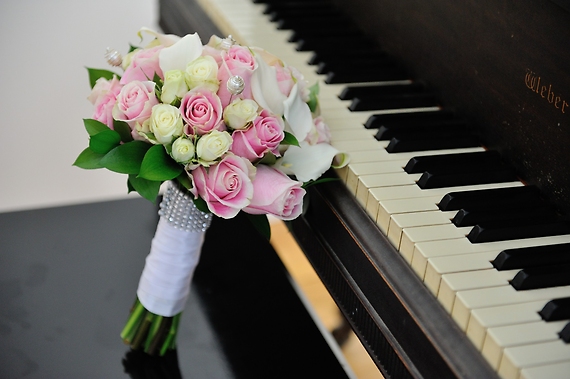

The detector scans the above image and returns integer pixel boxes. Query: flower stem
[120,299,146,343]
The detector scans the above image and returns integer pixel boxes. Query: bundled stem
[120,297,181,356]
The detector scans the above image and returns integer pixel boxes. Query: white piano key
[375,196,442,233]
[411,234,570,280]
[424,251,499,295]
[400,224,472,264]
[499,340,570,379]
[436,269,517,312]
[335,150,397,182]
[466,300,547,349]
[346,160,408,193]
[356,173,422,206]
[387,210,456,248]
[482,320,567,369]
[520,360,570,379]
[452,284,570,331]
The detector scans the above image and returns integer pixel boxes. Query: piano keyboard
[193,0,570,377]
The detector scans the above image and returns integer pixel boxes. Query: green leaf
[73,147,105,169]
[86,67,119,88]
[245,213,271,240]
[281,131,300,147]
[113,120,134,143]
[139,145,183,181]
[193,197,210,214]
[128,175,162,203]
[83,118,109,136]
[175,173,193,190]
[100,140,152,174]
[307,82,320,113]
[89,129,121,154]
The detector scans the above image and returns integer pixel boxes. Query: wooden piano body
[158,0,570,378]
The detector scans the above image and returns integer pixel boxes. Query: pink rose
[112,81,158,133]
[191,154,256,219]
[88,76,123,128]
[180,88,224,135]
[244,165,305,221]
[305,116,332,145]
[120,46,164,84]
[230,109,284,161]
[274,64,294,97]
[217,46,257,107]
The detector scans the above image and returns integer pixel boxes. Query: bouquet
[74,28,348,356]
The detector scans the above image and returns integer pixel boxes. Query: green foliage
[139,145,183,181]
[83,118,109,136]
[86,67,119,88]
[89,129,121,154]
[281,131,300,147]
[113,120,134,143]
[307,82,320,113]
[100,141,151,174]
[128,175,162,203]
[245,213,271,240]
[73,147,105,169]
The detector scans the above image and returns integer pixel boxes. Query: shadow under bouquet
[74,28,348,356]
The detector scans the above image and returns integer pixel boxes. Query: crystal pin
[105,48,122,67]
[220,35,236,50]
[227,75,245,96]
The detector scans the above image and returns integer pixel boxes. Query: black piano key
[386,133,480,153]
[405,150,500,173]
[438,185,541,211]
[309,49,385,65]
[339,81,427,100]
[349,93,438,111]
[417,166,518,189]
[325,68,409,84]
[452,206,556,227]
[289,26,361,42]
[539,297,570,321]
[493,243,570,270]
[318,58,397,76]
[364,109,457,129]
[510,264,570,290]
[297,35,374,52]
[467,218,570,243]
[560,322,570,342]
[375,119,468,140]
[278,16,350,31]
[268,8,338,21]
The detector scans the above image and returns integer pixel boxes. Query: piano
[158,0,570,378]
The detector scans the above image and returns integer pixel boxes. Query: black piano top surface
[0,198,349,379]
[332,0,570,214]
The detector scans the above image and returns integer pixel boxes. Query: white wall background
[0,0,160,213]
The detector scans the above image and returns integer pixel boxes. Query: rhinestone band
[158,182,213,232]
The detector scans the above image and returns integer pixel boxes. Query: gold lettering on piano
[525,70,569,114]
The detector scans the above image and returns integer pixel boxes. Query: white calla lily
[137,27,181,47]
[277,142,349,182]
[251,55,286,116]
[159,33,203,74]
[283,84,313,142]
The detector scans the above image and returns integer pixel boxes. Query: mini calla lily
[276,141,349,182]
[283,83,313,143]
[137,27,181,47]
[251,54,286,116]
[159,33,203,74]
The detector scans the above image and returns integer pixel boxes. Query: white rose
[196,130,232,166]
[185,55,219,92]
[171,137,195,163]
[161,70,189,104]
[149,104,184,144]
[223,99,259,130]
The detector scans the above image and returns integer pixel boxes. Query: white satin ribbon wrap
[137,217,206,317]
